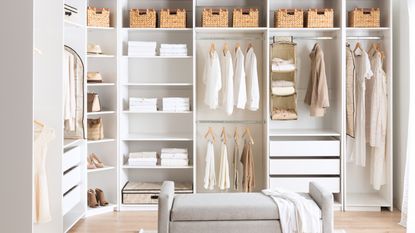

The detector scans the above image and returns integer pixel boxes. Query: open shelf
[123,27,193,32]
[87,83,116,87]
[122,133,193,142]
[346,193,391,211]
[86,204,116,217]
[87,138,116,144]
[87,54,116,58]
[346,27,391,32]
[270,28,341,32]
[123,55,192,59]
[87,110,116,116]
[87,26,115,30]
[123,110,192,114]
[122,83,193,87]
[87,166,115,173]
[195,27,267,34]
[63,139,84,149]
[122,165,193,169]
[269,129,341,137]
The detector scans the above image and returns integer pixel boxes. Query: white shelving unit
[61,0,394,223]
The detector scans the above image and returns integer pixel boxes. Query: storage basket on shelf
[305,8,334,28]
[129,9,156,28]
[232,8,259,27]
[202,8,228,27]
[87,7,110,27]
[349,8,380,28]
[274,9,304,28]
[122,182,193,204]
[160,9,186,28]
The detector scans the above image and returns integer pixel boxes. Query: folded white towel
[161,159,189,167]
[128,41,157,47]
[272,86,296,96]
[129,152,157,159]
[160,44,187,49]
[272,80,295,88]
[160,153,188,159]
[161,148,188,153]
[272,64,296,72]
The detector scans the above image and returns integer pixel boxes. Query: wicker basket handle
[168,9,178,15]
[210,9,222,15]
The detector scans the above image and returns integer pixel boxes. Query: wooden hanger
[354,42,363,54]
[235,42,241,53]
[242,127,254,145]
[34,120,44,128]
[234,127,239,142]
[221,127,227,144]
[210,43,216,57]
[205,127,216,143]
[223,43,229,56]
[246,42,253,52]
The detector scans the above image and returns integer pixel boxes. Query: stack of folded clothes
[128,152,157,166]
[160,148,189,167]
[271,57,296,72]
[160,44,187,57]
[128,41,157,57]
[162,97,190,112]
[129,98,158,112]
[271,80,296,96]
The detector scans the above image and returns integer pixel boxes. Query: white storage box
[63,146,82,172]
[270,159,340,175]
[270,139,340,157]
[62,185,81,215]
[269,177,340,193]
[62,166,81,194]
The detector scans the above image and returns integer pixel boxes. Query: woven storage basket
[275,9,304,28]
[271,95,298,120]
[349,8,380,27]
[87,7,110,27]
[160,9,186,28]
[87,118,104,140]
[202,8,228,27]
[233,8,259,27]
[305,8,334,28]
[130,9,156,28]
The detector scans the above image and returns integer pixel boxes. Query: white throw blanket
[262,189,321,233]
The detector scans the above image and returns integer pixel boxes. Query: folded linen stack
[128,41,157,57]
[272,80,296,96]
[160,44,188,57]
[272,57,296,72]
[128,152,157,166]
[160,148,189,167]
[162,97,190,112]
[129,98,158,112]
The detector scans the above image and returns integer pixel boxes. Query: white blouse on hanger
[245,47,260,111]
[221,50,234,115]
[218,142,230,190]
[63,50,76,130]
[348,48,373,167]
[204,141,216,190]
[234,47,247,109]
[203,50,222,109]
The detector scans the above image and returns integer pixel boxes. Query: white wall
[0,2,34,232]
[393,0,410,210]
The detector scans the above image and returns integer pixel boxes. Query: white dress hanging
[218,142,230,190]
[221,50,234,115]
[234,47,247,109]
[203,50,222,109]
[367,50,388,190]
[204,141,216,190]
[245,47,260,111]
[348,48,373,167]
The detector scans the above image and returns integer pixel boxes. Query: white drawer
[62,185,81,215]
[270,159,340,175]
[270,140,340,157]
[63,146,81,172]
[62,166,81,194]
[269,177,340,193]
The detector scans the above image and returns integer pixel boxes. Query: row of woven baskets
[202,8,259,27]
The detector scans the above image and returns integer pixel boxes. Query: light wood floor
[70,210,405,233]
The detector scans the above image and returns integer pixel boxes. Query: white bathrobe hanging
[234,47,247,109]
[204,141,216,190]
[245,47,260,111]
[218,142,230,190]
[203,50,222,109]
[221,50,234,115]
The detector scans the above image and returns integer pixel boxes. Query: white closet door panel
[63,146,81,172]
[62,166,81,194]
[269,140,340,157]
[62,185,81,215]
[270,159,340,175]
[269,177,340,193]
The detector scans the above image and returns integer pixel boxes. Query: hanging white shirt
[234,47,247,109]
[245,47,260,111]
[204,141,216,190]
[218,142,230,190]
[221,50,234,115]
[262,189,321,233]
[348,49,373,167]
[203,50,222,109]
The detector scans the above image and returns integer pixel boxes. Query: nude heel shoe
[88,189,99,208]
[95,188,109,206]
[87,156,96,169]
[90,153,104,168]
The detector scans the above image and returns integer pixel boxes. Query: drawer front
[122,193,159,204]
[62,166,81,194]
[63,146,81,172]
[270,159,340,175]
[269,177,340,193]
[62,186,81,215]
[269,140,340,157]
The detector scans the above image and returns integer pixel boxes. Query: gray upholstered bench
[158,181,334,233]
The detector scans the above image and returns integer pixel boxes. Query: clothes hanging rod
[269,36,335,42]
[196,120,264,124]
[347,36,383,40]
[197,37,264,41]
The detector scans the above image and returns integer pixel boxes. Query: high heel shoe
[90,153,104,168]
[87,189,99,208]
[87,156,96,169]
[95,188,109,206]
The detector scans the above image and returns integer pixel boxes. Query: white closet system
[57,0,393,224]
